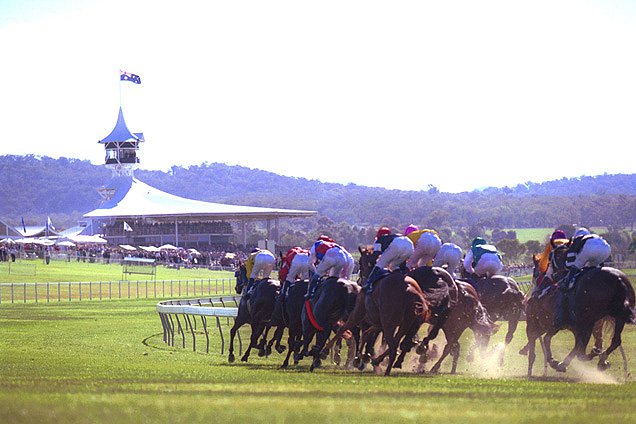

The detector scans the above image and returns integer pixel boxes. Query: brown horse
[421,280,497,374]
[410,266,458,357]
[322,270,430,375]
[460,270,524,365]
[543,245,636,374]
[521,252,610,377]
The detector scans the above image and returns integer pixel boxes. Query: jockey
[463,237,503,278]
[554,228,611,329]
[305,236,352,299]
[534,229,570,291]
[362,226,414,294]
[278,246,310,301]
[432,242,463,279]
[405,225,443,270]
[564,228,611,288]
[244,248,277,296]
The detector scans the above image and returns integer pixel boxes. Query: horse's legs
[526,335,537,378]
[258,325,272,356]
[555,324,594,372]
[597,320,625,371]
[241,322,265,362]
[430,340,453,374]
[589,318,605,358]
[228,317,246,363]
[281,330,297,369]
[539,336,548,376]
[416,321,443,355]
[382,329,399,376]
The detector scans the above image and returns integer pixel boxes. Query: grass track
[1,299,635,423]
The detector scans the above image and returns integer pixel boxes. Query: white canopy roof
[83,177,316,220]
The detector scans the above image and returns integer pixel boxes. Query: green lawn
[0,259,234,284]
[0,299,634,423]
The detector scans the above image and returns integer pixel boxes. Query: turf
[0,299,634,423]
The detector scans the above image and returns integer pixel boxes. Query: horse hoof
[588,347,602,359]
[241,355,249,362]
[362,353,372,364]
[280,363,288,369]
[415,343,428,356]
[319,350,329,361]
[430,366,440,374]
[266,346,272,356]
[519,345,529,356]
[228,354,235,363]
[554,362,567,373]
[597,360,611,371]
[258,349,266,357]
[276,345,287,354]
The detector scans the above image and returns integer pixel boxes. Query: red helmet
[376,226,391,239]
[318,235,335,243]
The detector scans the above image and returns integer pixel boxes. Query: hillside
[1,154,635,232]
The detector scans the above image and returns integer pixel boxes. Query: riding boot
[362,266,389,294]
[244,278,255,299]
[305,275,320,300]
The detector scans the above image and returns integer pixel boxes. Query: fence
[156,295,241,355]
[0,278,235,304]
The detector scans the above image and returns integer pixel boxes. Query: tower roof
[98,107,144,144]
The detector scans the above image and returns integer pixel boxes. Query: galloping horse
[460,270,524,363]
[300,276,360,371]
[322,270,430,376]
[421,280,497,374]
[544,245,635,374]
[277,279,309,369]
[228,263,280,363]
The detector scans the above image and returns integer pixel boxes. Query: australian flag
[120,70,141,84]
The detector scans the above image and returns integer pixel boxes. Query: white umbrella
[118,244,137,251]
[56,241,76,247]
[159,244,178,250]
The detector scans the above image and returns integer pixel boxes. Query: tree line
[1,154,635,264]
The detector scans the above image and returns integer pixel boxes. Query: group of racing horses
[227,244,635,378]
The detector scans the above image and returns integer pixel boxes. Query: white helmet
[574,227,591,238]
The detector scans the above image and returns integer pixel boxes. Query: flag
[21,217,26,233]
[123,221,133,232]
[120,70,141,84]
[47,216,56,232]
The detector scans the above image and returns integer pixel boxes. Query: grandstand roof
[83,177,316,221]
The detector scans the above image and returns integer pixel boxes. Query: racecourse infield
[0,295,634,424]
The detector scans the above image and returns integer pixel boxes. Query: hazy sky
[1,0,635,193]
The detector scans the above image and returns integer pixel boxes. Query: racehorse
[543,245,635,374]
[421,280,497,374]
[228,263,280,363]
[410,266,458,357]
[460,270,524,363]
[300,276,361,371]
[275,279,309,369]
[322,270,430,376]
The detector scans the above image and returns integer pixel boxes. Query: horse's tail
[473,300,498,336]
[614,274,636,325]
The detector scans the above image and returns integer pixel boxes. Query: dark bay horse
[409,266,458,356]
[460,270,524,364]
[300,276,361,371]
[228,263,280,363]
[421,280,497,374]
[276,279,309,369]
[544,245,636,374]
[322,270,430,376]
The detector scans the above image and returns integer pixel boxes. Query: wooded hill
[2,154,634,230]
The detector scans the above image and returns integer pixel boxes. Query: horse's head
[357,245,377,283]
[234,262,248,294]
[550,244,569,281]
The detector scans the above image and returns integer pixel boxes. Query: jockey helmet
[550,230,567,241]
[376,227,391,239]
[404,224,419,236]
[318,235,335,243]
[250,247,260,253]
[574,227,591,238]
[471,237,487,248]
